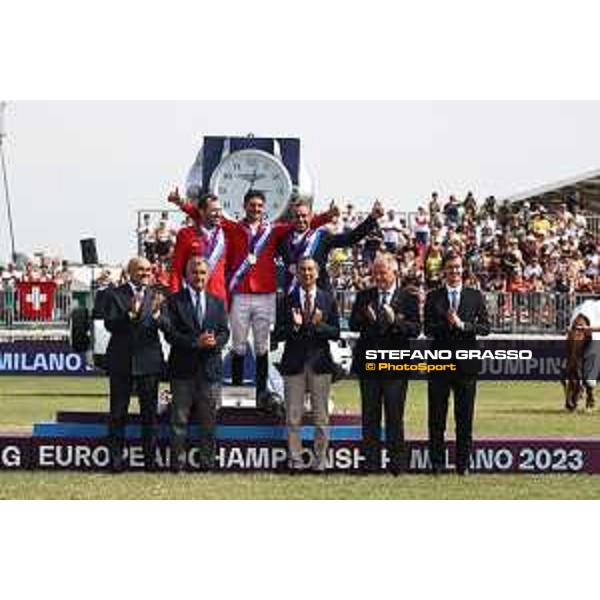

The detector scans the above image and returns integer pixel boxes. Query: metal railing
[0,284,72,328]
[481,292,590,334]
[585,215,600,238]
[0,285,594,336]
[331,290,594,335]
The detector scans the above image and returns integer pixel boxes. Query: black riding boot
[231,353,245,386]
[255,353,269,409]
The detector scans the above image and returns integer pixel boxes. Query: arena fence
[585,214,600,238]
[332,290,595,335]
[0,283,72,329]
[0,286,594,336]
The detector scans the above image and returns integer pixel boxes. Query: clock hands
[237,171,266,184]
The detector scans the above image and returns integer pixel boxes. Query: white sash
[286,227,326,294]
[203,227,225,274]
[229,223,273,293]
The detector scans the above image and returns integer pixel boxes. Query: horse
[561,312,593,412]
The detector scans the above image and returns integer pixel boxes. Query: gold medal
[248,253,257,265]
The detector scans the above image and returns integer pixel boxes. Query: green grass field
[1,377,599,499]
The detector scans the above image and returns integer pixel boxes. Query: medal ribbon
[286,226,325,294]
[201,226,225,273]
[228,222,273,292]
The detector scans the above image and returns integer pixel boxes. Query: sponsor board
[0,341,94,375]
[1,436,599,473]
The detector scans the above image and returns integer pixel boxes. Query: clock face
[209,149,293,220]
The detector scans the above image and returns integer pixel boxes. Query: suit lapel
[314,289,323,313]
[390,288,403,309]
[118,284,133,313]
[141,288,153,318]
[203,294,216,327]
[438,288,450,314]
[179,289,198,331]
[456,288,467,319]
[292,288,302,312]
[368,287,378,309]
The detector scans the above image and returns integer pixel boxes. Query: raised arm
[326,201,384,249]
[168,187,201,221]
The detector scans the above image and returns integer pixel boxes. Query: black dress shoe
[357,464,379,476]
[430,466,444,476]
[388,466,404,477]
[457,468,470,477]
[110,457,125,474]
[170,462,184,474]
[198,459,216,473]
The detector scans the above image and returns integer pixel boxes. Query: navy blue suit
[424,285,491,473]
[103,283,165,469]
[275,288,340,375]
[162,288,229,382]
[349,286,421,473]
[162,287,230,471]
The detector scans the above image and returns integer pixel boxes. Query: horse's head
[570,314,591,341]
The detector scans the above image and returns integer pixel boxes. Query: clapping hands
[198,330,216,349]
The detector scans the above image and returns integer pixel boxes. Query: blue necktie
[450,290,459,311]
[196,292,203,326]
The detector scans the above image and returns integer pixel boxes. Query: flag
[17,281,56,320]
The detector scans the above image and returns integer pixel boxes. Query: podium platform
[1,403,600,472]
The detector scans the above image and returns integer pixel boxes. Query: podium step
[33,422,363,441]
[54,409,361,426]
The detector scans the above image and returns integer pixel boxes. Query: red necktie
[303,292,312,323]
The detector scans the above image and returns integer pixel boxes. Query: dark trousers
[170,375,219,469]
[108,373,159,465]
[359,378,409,471]
[427,377,476,472]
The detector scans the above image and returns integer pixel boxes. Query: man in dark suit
[424,252,491,475]
[275,257,340,472]
[349,253,421,475]
[104,257,165,472]
[162,256,229,472]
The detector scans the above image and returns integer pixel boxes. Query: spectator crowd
[325,192,598,299]
[0,253,74,288]
[4,190,594,329]
[137,210,187,289]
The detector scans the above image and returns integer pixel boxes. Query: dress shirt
[377,285,396,307]
[446,284,463,311]
[186,284,206,325]
[299,286,317,314]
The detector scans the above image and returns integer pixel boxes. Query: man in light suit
[163,256,230,473]
[275,257,340,473]
[104,257,165,472]
[424,252,491,475]
[349,253,421,475]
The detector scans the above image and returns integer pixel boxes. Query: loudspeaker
[80,238,98,265]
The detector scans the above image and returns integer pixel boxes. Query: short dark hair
[198,193,218,211]
[243,190,266,205]
[442,251,463,268]
[297,256,319,272]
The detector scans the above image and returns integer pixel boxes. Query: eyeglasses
[445,266,463,272]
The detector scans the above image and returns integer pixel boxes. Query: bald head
[127,257,152,286]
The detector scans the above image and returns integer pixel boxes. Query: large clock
[209,149,293,220]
